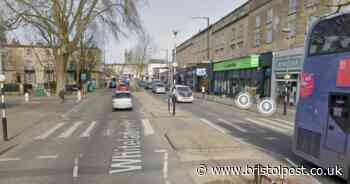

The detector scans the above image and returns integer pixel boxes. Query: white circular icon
[257,98,276,116]
[235,92,253,110]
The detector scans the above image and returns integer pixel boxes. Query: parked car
[172,85,194,103]
[112,91,133,110]
[138,80,147,87]
[65,84,79,93]
[117,83,129,92]
[152,83,166,94]
[145,81,153,89]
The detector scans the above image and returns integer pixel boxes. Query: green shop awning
[213,54,259,72]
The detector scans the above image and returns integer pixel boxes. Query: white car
[112,91,133,110]
[152,83,166,94]
[172,85,194,103]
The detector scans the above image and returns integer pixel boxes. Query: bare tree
[1,0,143,94]
[128,32,153,78]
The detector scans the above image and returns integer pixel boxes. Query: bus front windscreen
[309,14,350,56]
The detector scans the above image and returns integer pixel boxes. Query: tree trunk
[55,53,68,95]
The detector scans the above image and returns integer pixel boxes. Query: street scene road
[1,0,350,184]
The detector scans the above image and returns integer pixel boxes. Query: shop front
[271,47,304,106]
[213,55,261,97]
[176,63,212,92]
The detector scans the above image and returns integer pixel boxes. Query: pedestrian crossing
[35,121,100,140]
[200,117,294,135]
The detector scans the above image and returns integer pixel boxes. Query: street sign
[196,68,207,76]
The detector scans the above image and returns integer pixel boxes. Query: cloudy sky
[107,0,248,63]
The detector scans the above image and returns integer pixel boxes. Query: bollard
[77,90,82,102]
[25,92,29,102]
[1,88,7,141]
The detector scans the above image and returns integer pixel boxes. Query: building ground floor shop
[212,53,272,98]
[271,47,304,106]
[176,63,212,92]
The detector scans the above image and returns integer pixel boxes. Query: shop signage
[274,56,303,70]
[196,68,207,76]
[214,55,259,72]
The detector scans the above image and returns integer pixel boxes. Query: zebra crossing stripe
[80,121,97,137]
[257,118,293,130]
[35,123,65,140]
[58,121,84,138]
[246,118,289,133]
[217,118,248,133]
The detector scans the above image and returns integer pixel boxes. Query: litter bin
[35,87,45,96]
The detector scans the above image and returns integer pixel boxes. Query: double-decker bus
[294,11,350,180]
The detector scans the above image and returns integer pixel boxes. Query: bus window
[309,14,350,56]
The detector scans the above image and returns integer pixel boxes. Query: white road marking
[217,118,248,133]
[35,123,65,140]
[155,149,171,184]
[273,118,294,126]
[0,158,20,162]
[285,158,298,167]
[80,121,97,137]
[142,119,154,136]
[200,118,227,134]
[257,118,293,130]
[246,118,289,133]
[73,157,79,177]
[58,121,84,138]
[37,155,58,159]
[110,121,143,174]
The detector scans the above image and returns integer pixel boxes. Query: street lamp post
[0,74,7,141]
[282,28,292,116]
[172,30,178,86]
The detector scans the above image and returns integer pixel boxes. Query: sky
[107,0,248,64]
[6,0,247,64]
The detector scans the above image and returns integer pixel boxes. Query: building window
[289,0,298,14]
[267,9,273,24]
[232,27,236,42]
[255,15,261,48]
[256,15,261,28]
[266,24,273,44]
[255,29,261,47]
[287,14,297,37]
[266,9,273,44]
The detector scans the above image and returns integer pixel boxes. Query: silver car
[152,83,166,94]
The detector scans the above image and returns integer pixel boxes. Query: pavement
[0,88,344,184]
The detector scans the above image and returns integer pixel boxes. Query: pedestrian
[59,88,65,103]
[201,85,206,99]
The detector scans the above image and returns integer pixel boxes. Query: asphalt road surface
[0,89,191,184]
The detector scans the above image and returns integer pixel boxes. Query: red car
[117,83,129,91]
